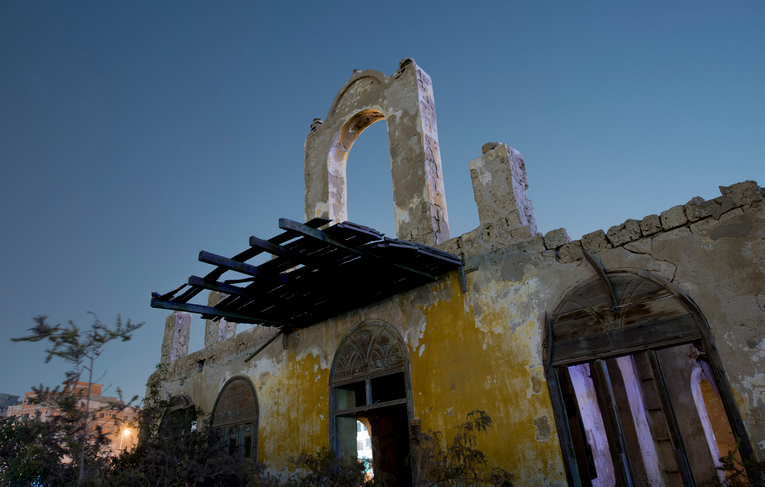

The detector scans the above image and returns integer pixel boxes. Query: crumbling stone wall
[152,61,765,485]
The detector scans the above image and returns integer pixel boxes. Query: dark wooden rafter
[151,217,464,330]
[278,218,440,281]
[151,300,293,327]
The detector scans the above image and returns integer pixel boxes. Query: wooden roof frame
[151,218,465,329]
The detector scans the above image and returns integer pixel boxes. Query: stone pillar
[161,312,191,364]
[204,291,237,348]
[469,142,537,233]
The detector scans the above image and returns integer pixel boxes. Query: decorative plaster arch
[330,320,409,384]
[305,58,450,246]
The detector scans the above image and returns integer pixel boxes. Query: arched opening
[345,118,397,238]
[211,377,258,461]
[330,320,413,486]
[160,395,197,438]
[546,270,754,487]
[356,419,374,479]
[304,61,450,246]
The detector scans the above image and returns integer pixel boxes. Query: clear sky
[1,1,763,401]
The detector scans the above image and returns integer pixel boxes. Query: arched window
[545,270,755,487]
[211,377,258,461]
[160,395,196,438]
[330,320,413,485]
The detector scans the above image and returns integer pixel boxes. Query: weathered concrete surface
[304,58,449,246]
[204,291,236,348]
[153,61,765,485]
[161,312,190,364]
[470,142,537,232]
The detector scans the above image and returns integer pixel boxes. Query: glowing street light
[119,428,131,450]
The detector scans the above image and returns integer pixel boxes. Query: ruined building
[150,59,765,486]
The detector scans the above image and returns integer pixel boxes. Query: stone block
[719,180,764,207]
[543,228,571,249]
[712,197,735,219]
[640,214,661,236]
[522,235,546,254]
[558,241,583,263]
[607,219,641,247]
[510,224,536,241]
[684,197,718,222]
[690,217,716,235]
[624,238,652,254]
[205,292,236,348]
[660,205,687,230]
[469,143,537,233]
[581,229,609,253]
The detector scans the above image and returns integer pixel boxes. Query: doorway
[330,321,413,486]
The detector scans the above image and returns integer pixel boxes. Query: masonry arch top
[305,59,450,247]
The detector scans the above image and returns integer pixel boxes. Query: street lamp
[119,428,131,450]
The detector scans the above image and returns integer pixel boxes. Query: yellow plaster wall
[256,350,330,467]
[407,274,567,484]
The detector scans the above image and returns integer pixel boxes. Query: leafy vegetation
[2,314,142,486]
[409,410,513,487]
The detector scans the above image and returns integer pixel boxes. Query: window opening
[212,377,258,461]
[547,271,755,487]
[330,321,412,486]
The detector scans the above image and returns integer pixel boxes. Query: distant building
[6,381,139,453]
[0,393,21,418]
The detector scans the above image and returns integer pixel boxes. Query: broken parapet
[439,180,764,266]
[554,180,764,264]
[470,142,537,231]
[204,291,237,349]
[161,312,191,364]
[441,142,539,256]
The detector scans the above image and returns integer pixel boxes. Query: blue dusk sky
[1,1,763,401]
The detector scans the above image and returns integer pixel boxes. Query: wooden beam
[646,350,695,486]
[150,299,293,327]
[249,236,291,257]
[279,218,439,281]
[198,218,329,285]
[546,366,584,487]
[243,330,283,363]
[199,251,291,284]
[591,359,635,487]
[188,276,248,297]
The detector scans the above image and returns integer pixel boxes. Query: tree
[5,314,143,486]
